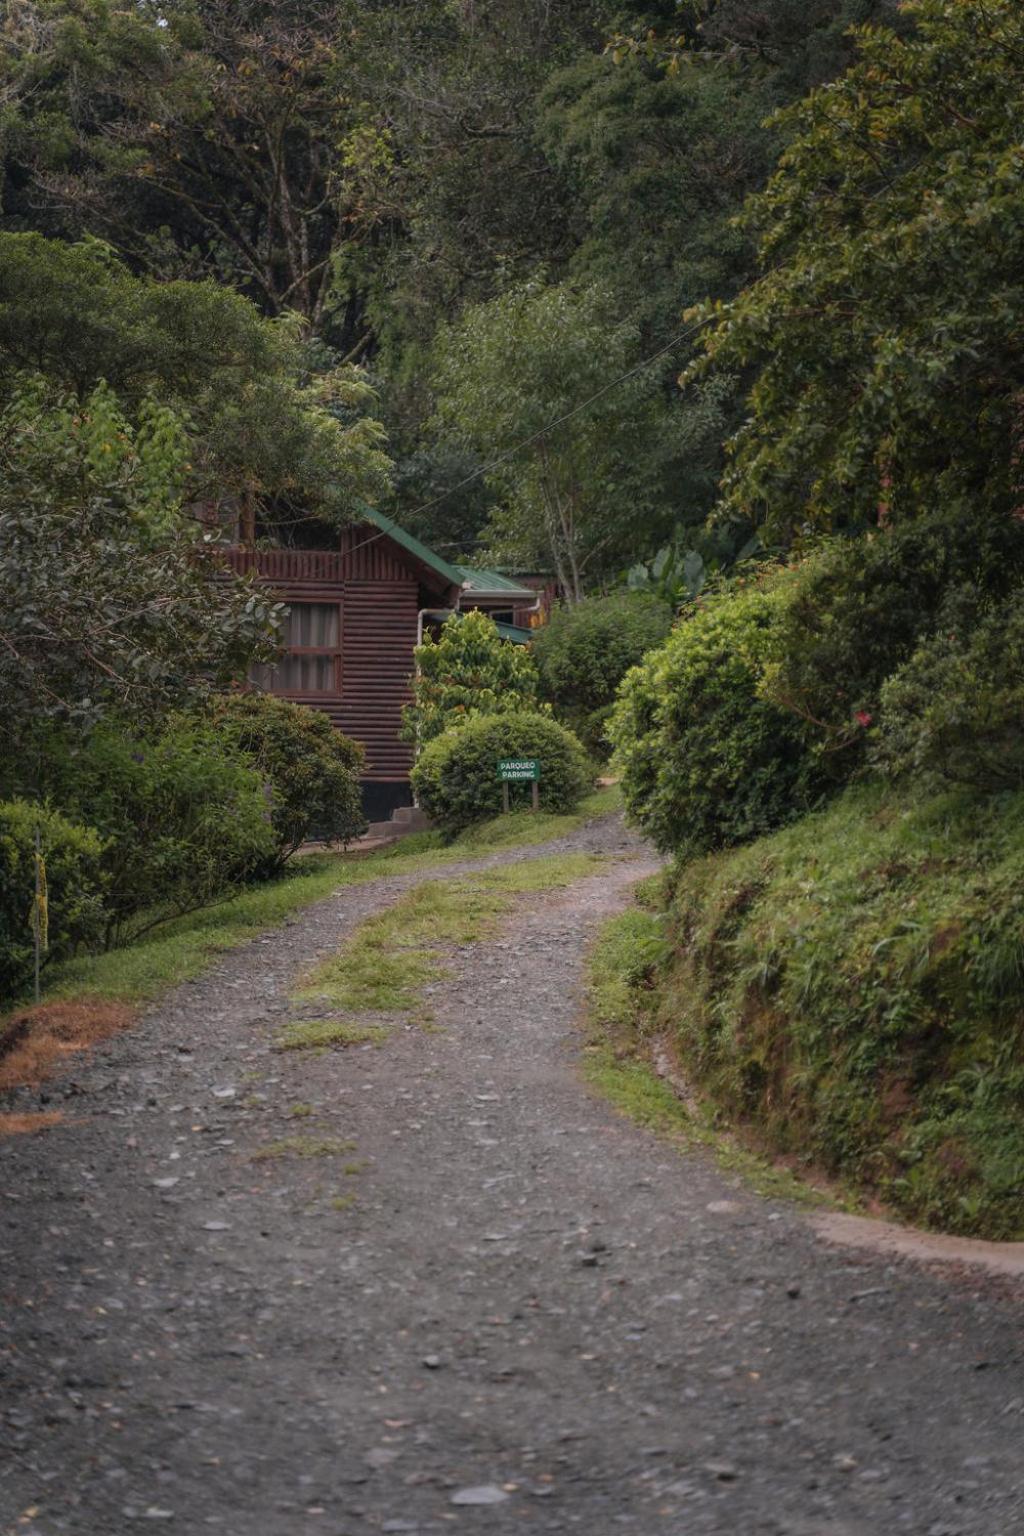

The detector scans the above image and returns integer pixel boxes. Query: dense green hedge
[411,711,591,837]
[52,715,275,942]
[875,582,1024,792]
[657,782,1024,1238]
[761,508,1024,770]
[532,593,673,757]
[212,693,365,868]
[0,800,107,999]
[609,575,823,855]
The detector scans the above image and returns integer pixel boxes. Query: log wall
[220,542,418,785]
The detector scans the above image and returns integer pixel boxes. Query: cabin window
[250,601,342,696]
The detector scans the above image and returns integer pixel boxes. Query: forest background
[1,0,897,587]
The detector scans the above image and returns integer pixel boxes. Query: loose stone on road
[1,814,1022,1535]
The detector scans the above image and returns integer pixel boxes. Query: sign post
[497,759,541,814]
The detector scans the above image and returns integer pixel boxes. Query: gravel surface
[2,814,1023,1535]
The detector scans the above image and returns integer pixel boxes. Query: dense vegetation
[597,0,1024,1236]
[657,784,1024,1238]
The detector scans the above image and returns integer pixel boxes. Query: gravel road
[2,815,1023,1536]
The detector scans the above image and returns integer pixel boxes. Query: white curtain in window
[250,603,339,695]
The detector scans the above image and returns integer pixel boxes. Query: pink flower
[855,710,873,729]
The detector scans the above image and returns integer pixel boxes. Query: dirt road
[2,816,1023,1534]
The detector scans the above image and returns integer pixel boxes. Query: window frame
[257,598,344,698]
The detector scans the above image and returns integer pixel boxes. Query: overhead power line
[340,313,714,566]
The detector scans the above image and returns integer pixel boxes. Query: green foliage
[876,583,1024,792]
[760,508,1024,769]
[659,781,1024,1238]
[0,377,282,736]
[689,0,1024,537]
[432,279,671,597]
[0,800,107,1000]
[531,593,672,755]
[610,575,823,855]
[411,711,592,838]
[54,716,275,942]
[211,694,366,870]
[404,610,546,747]
[0,233,392,522]
[2,2,376,336]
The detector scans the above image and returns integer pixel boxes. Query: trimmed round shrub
[0,800,107,1000]
[212,693,366,868]
[609,574,823,856]
[411,711,592,837]
[875,581,1024,791]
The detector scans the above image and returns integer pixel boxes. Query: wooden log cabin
[221,508,541,820]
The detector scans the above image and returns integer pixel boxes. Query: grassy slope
[32,787,621,1011]
[583,891,831,1207]
[651,782,1024,1238]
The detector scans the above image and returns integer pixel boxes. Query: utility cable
[339,313,713,565]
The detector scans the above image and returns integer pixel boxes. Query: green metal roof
[357,509,536,602]
[358,505,464,589]
[494,621,534,645]
[452,564,535,599]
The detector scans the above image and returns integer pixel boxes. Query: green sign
[497,758,541,782]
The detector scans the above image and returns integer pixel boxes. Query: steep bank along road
[2,815,1023,1535]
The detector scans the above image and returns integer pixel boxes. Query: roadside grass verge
[293,852,607,1024]
[594,783,1024,1237]
[583,898,836,1209]
[652,781,1024,1239]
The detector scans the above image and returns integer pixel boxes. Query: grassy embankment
[588,782,1024,1238]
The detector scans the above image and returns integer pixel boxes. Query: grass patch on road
[251,1135,355,1161]
[294,852,607,1022]
[584,902,833,1209]
[275,1016,389,1050]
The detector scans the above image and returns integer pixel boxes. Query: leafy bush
[211,694,365,869]
[56,716,275,941]
[656,781,1024,1239]
[609,574,822,855]
[875,583,1024,792]
[0,800,107,1000]
[761,508,1024,772]
[0,371,283,738]
[531,592,673,756]
[411,712,592,837]
[403,610,547,746]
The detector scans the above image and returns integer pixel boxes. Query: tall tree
[688,0,1024,537]
[1,0,386,343]
[433,278,672,599]
[0,232,392,528]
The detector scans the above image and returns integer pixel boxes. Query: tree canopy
[690,0,1024,538]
